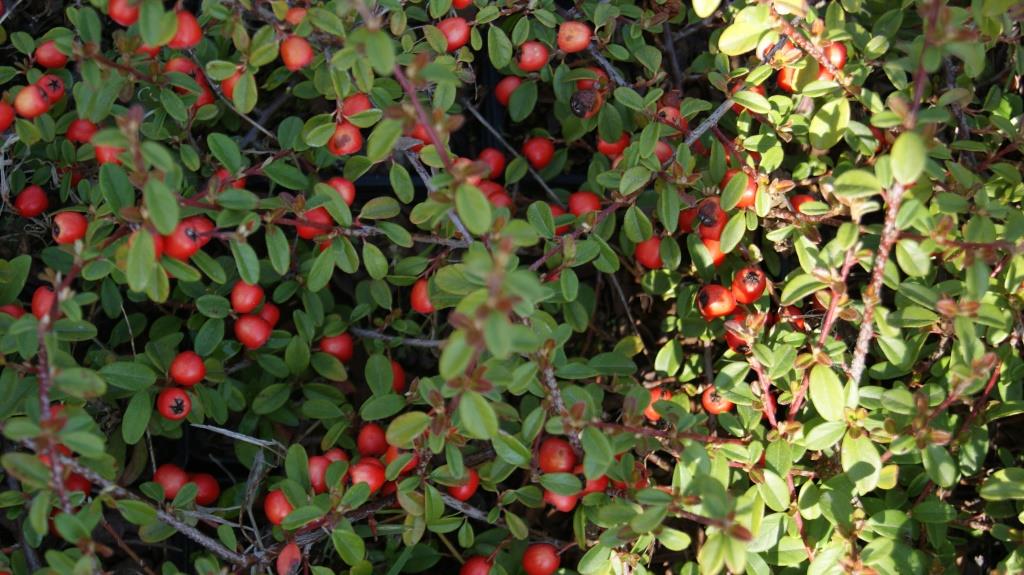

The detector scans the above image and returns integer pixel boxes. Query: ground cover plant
[1,0,1023,574]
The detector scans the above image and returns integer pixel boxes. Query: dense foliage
[1,0,1023,574]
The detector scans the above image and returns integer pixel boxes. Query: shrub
[0,0,1023,574]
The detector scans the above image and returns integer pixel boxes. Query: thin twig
[539,364,584,456]
[349,327,446,348]
[102,521,159,575]
[440,493,566,547]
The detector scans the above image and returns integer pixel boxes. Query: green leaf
[0,255,32,305]
[54,368,107,399]
[809,365,845,422]
[126,231,155,293]
[509,81,538,123]
[366,119,403,163]
[263,160,308,190]
[891,131,926,185]
[456,185,492,236]
[759,469,790,512]
[730,90,770,115]
[693,0,722,18]
[488,25,513,68]
[265,225,291,276]
[922,444,958,488]
[122,391,152,444]
[100,362,157,391]
[138,0,177,48]
[809,97,851,150]
[359,197,401,220]
[233,70,258,114]
[581,427,613,479]
[332,526,366,566]
[208,133,243,173]
[230,240,261,285]
[491,431,532,467]
[364,30,395,76]
[459,391,498,439]
[307,247,336,293]
[620,166,651,195]
[833,169,882,198]
[718,22,762,56]
[841,433,881,495]
[386,412,431,447]
[143,179,180,235]
[779,274,827,306]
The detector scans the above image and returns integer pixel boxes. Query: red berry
[576,66,608,91]
[163,218,206,261]
[779,305,806,330]
[410,278,434,314]
[231,280,265,314]
[568,191,601,216]
[296,207,333,240]
[107,0,139,26]
[235,314,272,349]
[66,119,97,144]
[342,93,372,117]
[34,41,68,69]
[581,473,609,495]
[597,132,629,156]
[31,286,55,319]
[14,184,48,217]
[308,455,331,494]
[823,42,848,70]
[190,472,221,505]
[437,17,470,52]
[276,543,302,575]
[0,304,25,319]
[538,437,576,473]
[384,445,419,475]
[446,468,480,501]
[494,76,522,106]
[321,333,355,363]
[460,556,493,575]
[732,266,767,305]
[391,360,407,393]
[285,7,307,25]
[725,327,750,355]
[0,100,13,132]
[64,472,91,495]
[452,0,473,8]
[644,387,672,422]
[193,84,215,109]
[325,448,350,482]
[477,147,506,179]
[697,284,736,320]
[543,489,578,512]
[215,167,247,190]
[153,463,188,500]
[168,11,202,49]
[678,207,698,234]
[777,66,798,94]
[702,238,726,267]
[634,237,662,269]
[221,69,241,100]
[327,122,363,155]
[357,423,388,457]
[281,36,315,71]
[550,204,570,235]
[522,137,554,170]
[702,386,734,414]
[790,194,815,213]
[326,177,356,206]
[94,145,124,165]
[557,21,592,53]
[721,168,757,209]
[264,489,293,525]
[258,302,280,328]
[349,459,386,494]
[169,351,206,386]
[164,56,199,77]
[157,388,191,421]
[52,212,87,244]
[14,85,49,119]
[483,182,512,209]
[522,543,560,575]
[696,197,728,241]
[518,41,549,72]
[657,106,688,130]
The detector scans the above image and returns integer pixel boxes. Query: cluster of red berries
[152,463,221,505]
[155,350,208,421]
[460,542,561,575]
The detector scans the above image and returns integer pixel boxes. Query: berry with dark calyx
[634,237,663,269]
[357,422,388,457]
[702,386,734,414]
[281,36,315,71]
[543,489,578,512]
[725,328,751,355]
[321,333,355,363]
[522,543,561,575]
[326,177,356,206]
[14,85,49,119]
[522,136,554,170]
[153,463,188,500]
[14,184,48,217]
[157,388,191,421]
[53,212,88,244]
[164,218,206,261]
[276,543,302,575]
[35,41,68,68]
[437,17,470,52]
[570,88,603,118]
[169,351,206,386]
[557,21,592,53]
[518,41,550,72]
[568,191,601,216]
[168,11,202,49]
[732,266,767,304]
[538,437,576,473]
[66,119,97,143]
[264,489,293,525]
[494,76,522,107]
[231,280,265,314]
[678,207,698,234]
[190,473,220,505]
[235,314,272,349]
[349,459,386,494]
[721,168,757,209]
[446,468,480,501]
[327,122,363,155]
[460,556,493,575]
[697,284,736,320]
[107,0,140,26]
[31,286,55,319]
[410,278,433,314]
[696,197,728,241]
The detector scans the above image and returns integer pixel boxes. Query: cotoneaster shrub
[0,0,1023,574]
